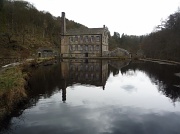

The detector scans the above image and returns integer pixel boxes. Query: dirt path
[0,62,21,75]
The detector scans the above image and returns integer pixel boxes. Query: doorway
[38,52,41,58]
[85,53,88,57]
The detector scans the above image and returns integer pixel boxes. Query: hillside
[0,0,86,58]
[1,0,180,61]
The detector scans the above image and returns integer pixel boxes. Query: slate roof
[65,27,108,35]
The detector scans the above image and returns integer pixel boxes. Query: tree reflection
[121,61,180,102]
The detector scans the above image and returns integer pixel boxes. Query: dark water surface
[1,60,180,134]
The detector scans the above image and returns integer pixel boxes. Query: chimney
[61,12,66,35]
[103,25,105,29]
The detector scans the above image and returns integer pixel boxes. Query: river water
[1,59,180,134]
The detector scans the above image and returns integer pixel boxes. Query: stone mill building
[60,12,109,58]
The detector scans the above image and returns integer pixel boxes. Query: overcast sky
[24,0,180,36]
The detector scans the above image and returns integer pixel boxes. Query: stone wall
[61,34,105,57]
[60,12,109,58]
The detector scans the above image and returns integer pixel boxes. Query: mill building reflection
[61,59,109,102]
[2,60,180,133]
[27,59,180,104]
[27,59,130,104]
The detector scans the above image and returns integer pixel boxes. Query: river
[1,59,180,134]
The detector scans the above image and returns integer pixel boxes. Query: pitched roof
[65,27,108,35]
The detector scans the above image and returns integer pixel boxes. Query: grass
[0,67,25,92]
[36,57,54,63]
[0,57,55,121]
[0,66,27,120]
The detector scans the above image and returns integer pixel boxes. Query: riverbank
[0,57,55,122]
[0,66,27,121]
[1,56,179,122]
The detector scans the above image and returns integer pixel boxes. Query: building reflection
[3,60,180,133]
[26,59,180,103]
[27,59,132,104]
[61,59,109,102]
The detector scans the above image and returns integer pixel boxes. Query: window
[90,65,93,71]
[92,45,96,51]
[85,65,88,70]
[78,45,81,51]
[80,36,83,42]
[85,73,88,79]
[96,45,100,50]
[96,74,99,80]
[85,45,88,51]
[69,45,72,51]
[91,74,94,79]
[80,45,83,51]
[88,45,91,51]
[69,37,73,42]
[91,36,94,42]
[82,45,84,51]
[73,45,75,51]
[70,65,74,70]
[75,45,78,51]
[91,45,94,51]
[95,65,100,71]
[75,73,78,78]
[96,36,100,42]
[85,36,88,43]
[75,36,78,42]
[79,65,83,71]
[104,36,108,43]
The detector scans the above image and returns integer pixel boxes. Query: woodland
[0,0,180,61]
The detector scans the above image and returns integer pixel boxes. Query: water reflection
[121,61,180,102]
[1,59,180,134]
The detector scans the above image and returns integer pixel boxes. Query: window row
[70,73,100,81]
[70,64,100,71]
[69,45,100,51]
[69,35,100,43]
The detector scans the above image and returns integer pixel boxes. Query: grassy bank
[0,66,27,121]
[0,57,55,121]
